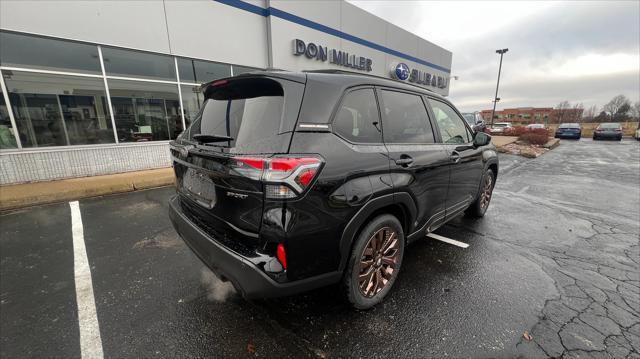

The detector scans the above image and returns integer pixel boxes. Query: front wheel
[466,169,495,218]
[344,215,405,310]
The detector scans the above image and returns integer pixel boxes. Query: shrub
[503,126,527,136]
[519,132,549,145]
[528,128,549,136]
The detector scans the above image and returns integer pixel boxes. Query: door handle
[450,151,461,164]
[395,155,414,167]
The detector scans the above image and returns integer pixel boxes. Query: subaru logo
[394,63,410,81]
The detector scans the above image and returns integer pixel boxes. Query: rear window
[600,123,620,128]
[183,78,287,152]
[559,123,579,128]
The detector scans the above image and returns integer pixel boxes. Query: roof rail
[303,69,436,94]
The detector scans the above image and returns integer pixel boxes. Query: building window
[180,85,203,127]
[0,89,17,149]
[107,79,182,142]
[0,31,102,75]
[4,71,114,147]
[233,65,259,75]
[102,47,176,81]
[177,58,231,84]
[0,30,264,150]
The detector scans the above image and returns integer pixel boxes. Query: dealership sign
[390,62,448,89]
[293,39,372,72]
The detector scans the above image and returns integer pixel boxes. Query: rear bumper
[555,132,581,138]
[593,132,622,139]
[168,195,340,299]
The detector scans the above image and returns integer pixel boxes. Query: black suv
[169,71,498,309]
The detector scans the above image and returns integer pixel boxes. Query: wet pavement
[1,138,639,358]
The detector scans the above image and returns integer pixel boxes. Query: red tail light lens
[231,155,323,199]
[276,243,287,270]
[236,157,265,170]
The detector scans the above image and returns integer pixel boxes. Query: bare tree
[583,105,598,121]
[603,95,631,121]
[554,101,571,123]
[629,101,640,120]
[571,103,584,122]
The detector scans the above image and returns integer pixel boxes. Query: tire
[344,214,405,310]
[466,169,495,218]
[593,135,598,140]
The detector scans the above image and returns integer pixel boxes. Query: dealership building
[0,0,452,185]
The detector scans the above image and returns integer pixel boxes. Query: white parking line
[70,201,104,359]
[427,232,470,248]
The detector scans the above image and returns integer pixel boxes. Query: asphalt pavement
[1,138,639,358]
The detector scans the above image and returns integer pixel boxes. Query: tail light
[614,128,622,132]
[233,155,323,199]
[276,243,287,270]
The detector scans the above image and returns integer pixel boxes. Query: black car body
[555,123,582,139]
[593,122,623,141]
[169,71,498,308]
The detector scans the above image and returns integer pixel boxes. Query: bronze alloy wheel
[480,173,493,209]
[358,227,400,298]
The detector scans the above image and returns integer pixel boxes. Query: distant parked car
[462,112,487,132]
[489,122,513,134]
[635,127,640,141]
[526,123,546,130]
[554,123,582,139]
[593,122,622,141]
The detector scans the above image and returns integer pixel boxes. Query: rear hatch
[170,74,306,257]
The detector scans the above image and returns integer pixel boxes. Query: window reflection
[102,47,176,81]
[233,65,259,75]
[0,31,101,75]
[0,90,18,149]
[180,85,203,127]
[4,71,113,147]
[177,58,231,84]
[108,79,182,142]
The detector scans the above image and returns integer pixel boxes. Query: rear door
[377,88,450,234]
[426,98,484,219]
[169,76,305,254]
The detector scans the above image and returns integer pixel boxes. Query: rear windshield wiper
[193,134,234,144]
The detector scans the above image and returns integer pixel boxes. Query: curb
[491,136,519,148]
[0,168,175,211]
[543,138,560,149]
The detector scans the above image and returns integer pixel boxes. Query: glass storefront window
[180,85,204,127]
[177,58,231,84]
[233,65,259,75]
[102,47,176,81]
[4,71,114,147]
[0,31,101,75]
[107,79,182,142]
[0,89,18,149]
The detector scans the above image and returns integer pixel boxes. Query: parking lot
[1,138,639,358]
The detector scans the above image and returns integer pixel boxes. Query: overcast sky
[349,0,640,113]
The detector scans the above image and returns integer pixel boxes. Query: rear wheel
[466,169,495,218]
[344,215,404,310]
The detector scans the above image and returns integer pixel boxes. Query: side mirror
[476,119,484,125]
[473,131,491,147]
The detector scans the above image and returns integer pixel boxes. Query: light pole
[490,48,508,128]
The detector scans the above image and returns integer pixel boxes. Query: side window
[379,90,435,144]
[428,99,473,144]
[332,88,382,143]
